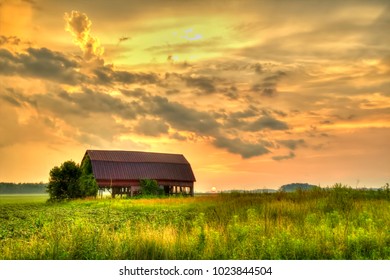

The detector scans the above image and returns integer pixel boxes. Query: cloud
[118,36,130,44]
[277,139,305,150]
[170,132,187,141]
[8,87,137,143]
[224,85,239,99]
[213,136,270,158]
[1,88,23,107]
[166,88,181,95]
[0,35,21,46]
[272,151,295,161]
[64,10,104,61]
[1,94,22,107]
[135,118,169,136]
[230,106,258,119]
[252,71,286,97]
[58,87,143,120]
[93,65,160,85]
[121,88,149,98]
[0,47,85,84]
[246,116,289,131]
[0,99,57,148]
[146,95,221,135]
[146,37,223,55]
[183,75,216,94]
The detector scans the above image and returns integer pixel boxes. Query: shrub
[139,179,163,196]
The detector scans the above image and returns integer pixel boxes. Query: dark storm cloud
[0,47,85,84]
[272,151,295,161]
[213,136,270,159]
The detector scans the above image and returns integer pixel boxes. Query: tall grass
[0,185,389,259]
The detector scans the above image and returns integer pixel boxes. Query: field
[1,185,390,260]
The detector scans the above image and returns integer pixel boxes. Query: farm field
[0,194,49,204]
[1,185,390,260]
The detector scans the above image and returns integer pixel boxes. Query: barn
[81,150,196,198]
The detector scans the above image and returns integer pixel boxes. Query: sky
[0,0,389,192]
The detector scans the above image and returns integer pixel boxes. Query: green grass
[0,194,49,204]
[0,186,389,260]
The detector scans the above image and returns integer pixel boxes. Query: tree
[139,179,163,196]
[79,155,98,197]
[47,159,98,200]
[79,174,99,197]
[47,160,81,200]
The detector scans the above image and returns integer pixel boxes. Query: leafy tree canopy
[47,159,98,201]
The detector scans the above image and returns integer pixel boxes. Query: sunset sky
[0,0,389,192]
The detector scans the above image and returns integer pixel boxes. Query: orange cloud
[64,11,104,61]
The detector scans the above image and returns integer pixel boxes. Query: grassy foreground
[1,185,389,260]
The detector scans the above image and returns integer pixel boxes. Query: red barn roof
[83,150,196,187]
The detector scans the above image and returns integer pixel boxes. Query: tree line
[0,182,47,194]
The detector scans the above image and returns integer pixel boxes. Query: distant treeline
[279,183,318,192]
[0,182,47,194]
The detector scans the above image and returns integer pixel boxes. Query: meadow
[0,184,389,260]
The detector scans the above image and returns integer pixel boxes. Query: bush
[139,179,163,196]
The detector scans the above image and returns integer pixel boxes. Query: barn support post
[111,187,115,198]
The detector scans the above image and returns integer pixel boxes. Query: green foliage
[139,179,163,196]
[80,155,93,175]
[279,182,318,192]
[379,183,390,199]
[47,160,98,201]
[1,184,390,260]
[79,174,99,197]
[47,161,81,200]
